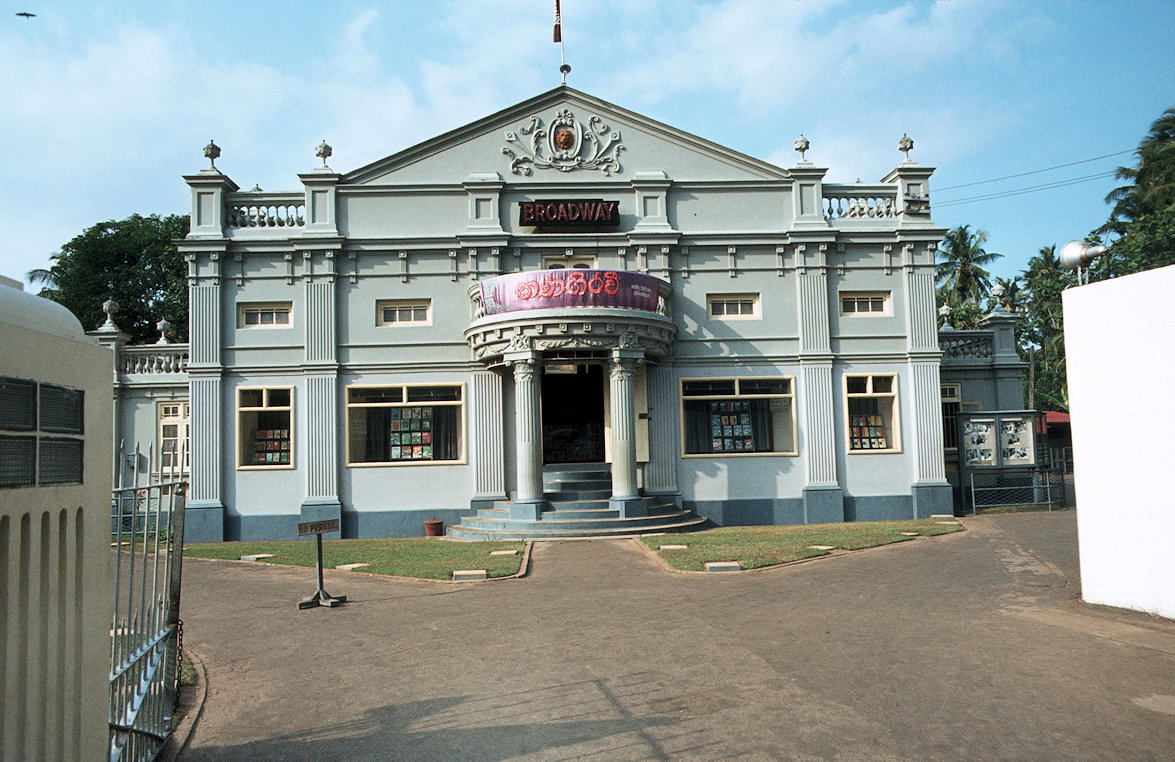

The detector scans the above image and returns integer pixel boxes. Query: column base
[609,496,648,518]
[803,486,844,524]
[300,499,343,539]
[184,501,225,543]
[507,500,546,521]
[911,483,954,518]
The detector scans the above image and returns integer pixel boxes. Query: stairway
[446,463,707,540]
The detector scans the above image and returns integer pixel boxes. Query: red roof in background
[1044,411,1070,425]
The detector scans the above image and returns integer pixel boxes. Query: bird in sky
[16,12,36,18]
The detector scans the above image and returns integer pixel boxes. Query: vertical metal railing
[109,443,187,762]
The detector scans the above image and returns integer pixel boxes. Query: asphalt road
[175,511,1175,761]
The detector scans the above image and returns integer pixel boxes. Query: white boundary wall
[1063,264,1175,619]
[0,280,112,759]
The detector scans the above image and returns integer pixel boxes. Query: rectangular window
[846,374,900,452]
[840,292,890,316]
[0,376,84,488]
[237,387,293,468]
[941,383,961,450]
[376,300,431,326]
[346,385,464,465]
[681,378,795,456]
[707,294,759,319]
[159,402,190,472]
[239,303,292,328]
[542,254,597,270]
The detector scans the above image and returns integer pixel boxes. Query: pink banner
[479,270,660,315]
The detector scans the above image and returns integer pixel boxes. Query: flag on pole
[554,0,562,43]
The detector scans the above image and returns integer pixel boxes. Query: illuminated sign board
[518,199,620,228]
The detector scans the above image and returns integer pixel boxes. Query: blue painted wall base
[184,502,225,543]
[803,486,845,524]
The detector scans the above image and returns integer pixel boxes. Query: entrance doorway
[541,363,604,463]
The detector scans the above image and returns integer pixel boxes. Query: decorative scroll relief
[503,109,625,176]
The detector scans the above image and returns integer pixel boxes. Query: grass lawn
[182,538,526,580]
[640,518,963,571]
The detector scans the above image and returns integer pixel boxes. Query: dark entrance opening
[542,363,604,463]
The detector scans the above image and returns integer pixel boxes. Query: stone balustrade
[939,331,994,360]
[823,186,898,221]
[118,345,190,378]
[227,194,306,229]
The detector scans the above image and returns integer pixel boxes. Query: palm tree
[936,225,1003,307]
[1104,107,1175,232]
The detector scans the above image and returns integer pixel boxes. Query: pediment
[343,86,788,187]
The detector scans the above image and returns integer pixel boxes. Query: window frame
[706,293,760,320]
[345,383,466,467]
[678,376,797,458]
[236,386,294,470]
[238,302,292,329]
[941,383,961,452]
[839,291,891,317]
[376,299,432,327]
[158,401,190,474]
[844,373,902,454]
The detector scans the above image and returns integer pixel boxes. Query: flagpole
[555,0,569,84]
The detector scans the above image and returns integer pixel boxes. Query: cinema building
[94,86,1025,542]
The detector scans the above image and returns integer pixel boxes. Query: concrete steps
[447,463,708,541]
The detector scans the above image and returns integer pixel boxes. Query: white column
[609,356,640,500]
[511,356,544,503]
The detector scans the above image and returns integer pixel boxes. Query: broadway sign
[479,270,660,315]
[518,199,620,228]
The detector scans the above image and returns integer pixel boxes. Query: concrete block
[240,554,275,561]
[335,563,369,570]
[808,545,836,551]
[489,550,518,556]
[703,561,741,572]
[453,569,488,581]
[659,544,688,550]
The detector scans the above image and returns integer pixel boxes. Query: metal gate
[109,445,187,761]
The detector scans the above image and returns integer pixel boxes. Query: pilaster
[632,170,673,233]
[789,164,831,230]
[463,172,506,234]
[470,369,507,506]
[301,250,341,526]
[184,171,239,238]
[800,362,843,523]
[299,169,341,236]
[643,361,679,496]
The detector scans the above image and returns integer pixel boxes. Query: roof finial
[899,133,914,162]
[794,134,810,163]
[203,139,221,170]
[316,139,333,169]
[559,63,571,85]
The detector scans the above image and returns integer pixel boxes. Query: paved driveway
[176,512,1175,760]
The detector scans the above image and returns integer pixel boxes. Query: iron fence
[109,444,187,761]
[967,468,1067,514]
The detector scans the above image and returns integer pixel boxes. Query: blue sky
[1,0,1172,288]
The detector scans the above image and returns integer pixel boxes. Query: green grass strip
[640,518,963,571]
[183,538,526,580]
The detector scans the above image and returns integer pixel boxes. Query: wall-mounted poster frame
[956,410,1042,469]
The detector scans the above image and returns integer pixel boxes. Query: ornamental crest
[503,109,625,176]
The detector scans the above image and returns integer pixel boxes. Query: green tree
[1020,244,1076,411]
[28,214,190,344]
[1104,107,1175,232]
[936,225,1003,307]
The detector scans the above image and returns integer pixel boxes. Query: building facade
[98,87,1026,542]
